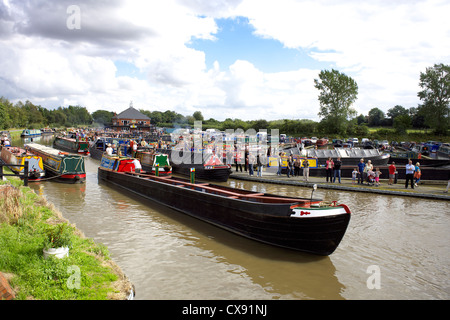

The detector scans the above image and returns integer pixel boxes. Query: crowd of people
[235,152,429,189]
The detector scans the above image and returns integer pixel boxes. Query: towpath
[230,168,450,201]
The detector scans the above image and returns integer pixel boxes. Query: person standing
[333,157,342,183]
[248,153,255,176]
[414,162,421,187]
[364,160,373,184]
[325,157,334,182]
[256,153,263,177]
[277,152,283,176]
[302,158,310,182]
[352,167,358,184]
[405,159,415,189]
[287,155,293,178]
[234,146,243,172]
[388,162,396,185]
[375,168,382,186]
[294,157,301,177]
[357,158,365,184]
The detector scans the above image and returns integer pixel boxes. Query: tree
[193,111,204,121]
[417,63,450,135]
[314,69,358,134]
[368,108,385,127]
[92,110,114,125]
[393,114,411,134]
[387,105,408,126]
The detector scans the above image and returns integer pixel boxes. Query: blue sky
[1,0,449,122]
[187,17,331,73]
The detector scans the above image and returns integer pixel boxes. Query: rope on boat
[27,174,65,183]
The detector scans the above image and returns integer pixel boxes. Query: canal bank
[0,179,135,300]
[230,169,450,201]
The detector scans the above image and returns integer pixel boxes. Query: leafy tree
[356,114,367,125]
[92,110,114,125]
[368,108,385,127]
[387,105,408,126]
[314,69,358,134]
[193,111,204,121]
[417,63,450,135]
[393,114,411,134]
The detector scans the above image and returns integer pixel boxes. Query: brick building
[111,106,153,132]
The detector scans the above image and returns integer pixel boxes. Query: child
[352,167,358,184]
[375,168,382,186]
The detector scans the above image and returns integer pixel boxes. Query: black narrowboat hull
[98,168,351,255]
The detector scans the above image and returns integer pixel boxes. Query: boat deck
[121,170,316,205]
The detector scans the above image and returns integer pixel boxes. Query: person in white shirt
[405,159,415,189]
[105,144,113,156]
[132,158,142,173]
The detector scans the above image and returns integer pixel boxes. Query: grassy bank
[0,177,134,300]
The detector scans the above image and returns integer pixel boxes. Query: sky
[0,0,449,122]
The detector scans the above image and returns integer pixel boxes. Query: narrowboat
[157,148,232,182]
[297,147,390,167]
[316,138,329,147]
[53,135,90,155]
[21,129,42,137]
[25,143,86,183]
[437,144,450,159]
[0,145,45,180]
[135,150,172,176]
[41,128,55,135]
[98,155,351,255]
[89,137,131,160]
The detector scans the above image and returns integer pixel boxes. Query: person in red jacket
[388,162,396,185]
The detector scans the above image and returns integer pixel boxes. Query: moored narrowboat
[25,143,86,183]
[53,135,90,155]
[21,129,42,137]
[135,150,172,176]
[98,155,351,255]
[157,148,232,182]
[0,145,45,180]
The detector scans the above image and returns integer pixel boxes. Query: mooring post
[23,160,29,187]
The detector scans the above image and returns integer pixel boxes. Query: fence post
[24,160,29,187]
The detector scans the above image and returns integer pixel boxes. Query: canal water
[19,136,450,299]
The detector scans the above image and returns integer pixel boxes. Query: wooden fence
[0,160,29,186]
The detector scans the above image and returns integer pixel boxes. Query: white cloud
[0,0,449,123]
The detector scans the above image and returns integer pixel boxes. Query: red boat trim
[60,173,86,179]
